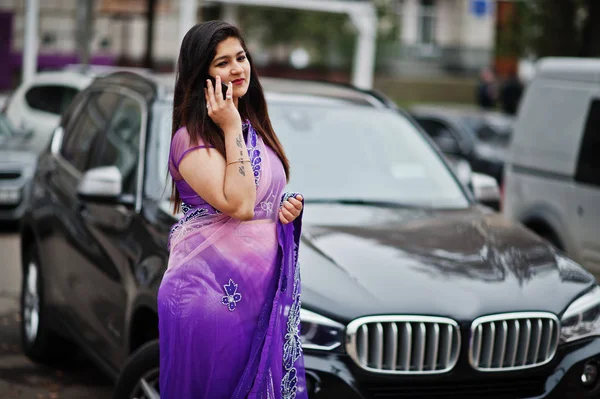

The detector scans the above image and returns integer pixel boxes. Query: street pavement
[0,229,113,398]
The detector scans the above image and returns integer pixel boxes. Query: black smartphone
[205,76,229,100]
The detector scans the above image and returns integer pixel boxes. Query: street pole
[178,0,198,49]
[23,0,39,83]
[144,0,157,69]
[221,4,239,26]
[75,0,94,71]
[350,9,377,90]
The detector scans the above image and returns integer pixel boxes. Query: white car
[4,70,93,154]
[503,57,600,277]
[4,66,151,155]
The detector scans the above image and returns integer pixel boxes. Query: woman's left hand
[279,195,303,224]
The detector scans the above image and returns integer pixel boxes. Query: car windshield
[154,100,469,209]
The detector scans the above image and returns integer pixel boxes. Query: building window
[418,0,437,49]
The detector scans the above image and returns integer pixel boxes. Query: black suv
[20,72,600,399]
[410,105,514,186]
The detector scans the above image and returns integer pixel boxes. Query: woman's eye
[238,56,246,62]
[217,62,227,67]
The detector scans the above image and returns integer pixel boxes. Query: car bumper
[0,175,32,223]
[303,337,600,398]
[0,199,27,222]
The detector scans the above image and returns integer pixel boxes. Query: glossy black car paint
[20,73,600,398]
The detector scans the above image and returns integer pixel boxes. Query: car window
[25,85,79,115]
[416,118,454,139]
[415,117,461,154]
[88,95,143,195]
[60,91,121,172]
[461,115,512,144]
[575,99,600,187]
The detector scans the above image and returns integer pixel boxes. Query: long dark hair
[171,21,290,213]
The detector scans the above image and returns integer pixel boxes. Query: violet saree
[158,122,307,399]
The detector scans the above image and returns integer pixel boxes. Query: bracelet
[226,159,251,167]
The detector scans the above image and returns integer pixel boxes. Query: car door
[572,97,600,276]
[44,90,122,355]
[75,90,146,368]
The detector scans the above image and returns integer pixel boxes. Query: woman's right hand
[205,75,241,131]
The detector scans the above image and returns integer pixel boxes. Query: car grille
[469,312,560,371]
[346,316,460,374]
[0,171,21,180]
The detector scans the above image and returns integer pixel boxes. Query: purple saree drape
[158,123,307,399]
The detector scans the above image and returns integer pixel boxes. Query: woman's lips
[232,79,245,86]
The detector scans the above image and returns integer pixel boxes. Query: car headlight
[300,308,345,351]
[561,286,600,343]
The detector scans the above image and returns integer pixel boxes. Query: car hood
[0,149,37,165]
[0,134,37,152]
[299,204,595,323]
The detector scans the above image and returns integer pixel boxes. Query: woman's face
[208,37,251,101]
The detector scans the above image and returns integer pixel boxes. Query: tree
[579,0,600,57]
[235,1,399,70]
[526,0,600,58]
[238,6,354,68]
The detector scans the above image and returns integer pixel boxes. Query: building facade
[0,0,498,90]
[381,0,496,76]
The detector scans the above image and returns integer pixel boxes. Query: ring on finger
[206,103,211,109]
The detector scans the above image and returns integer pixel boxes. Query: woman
[158,21,307,399]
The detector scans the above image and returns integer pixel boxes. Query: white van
[503,57,600,276]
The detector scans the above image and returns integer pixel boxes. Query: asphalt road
[0,228,113,399]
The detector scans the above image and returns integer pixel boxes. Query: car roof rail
[92,71,157,101]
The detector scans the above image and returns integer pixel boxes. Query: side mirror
[50,126,64,155]
[77,166,122,203]
[471,172,500,210]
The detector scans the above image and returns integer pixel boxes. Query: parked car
[20,72,600,399]
[4,66,151,155]
[442,156,501,211]
[410,105,514,186]
[0,113,37,223]
[4,70,93,155]
[503,57,600,279]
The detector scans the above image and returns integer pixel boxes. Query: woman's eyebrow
[213,51,245,63]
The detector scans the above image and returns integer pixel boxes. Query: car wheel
[20,244,73,363]
[113,340,160,399]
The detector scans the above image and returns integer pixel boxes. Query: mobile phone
[205,76,229,100]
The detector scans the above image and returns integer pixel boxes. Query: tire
[113,340,160,399]
[20,244,73,364]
